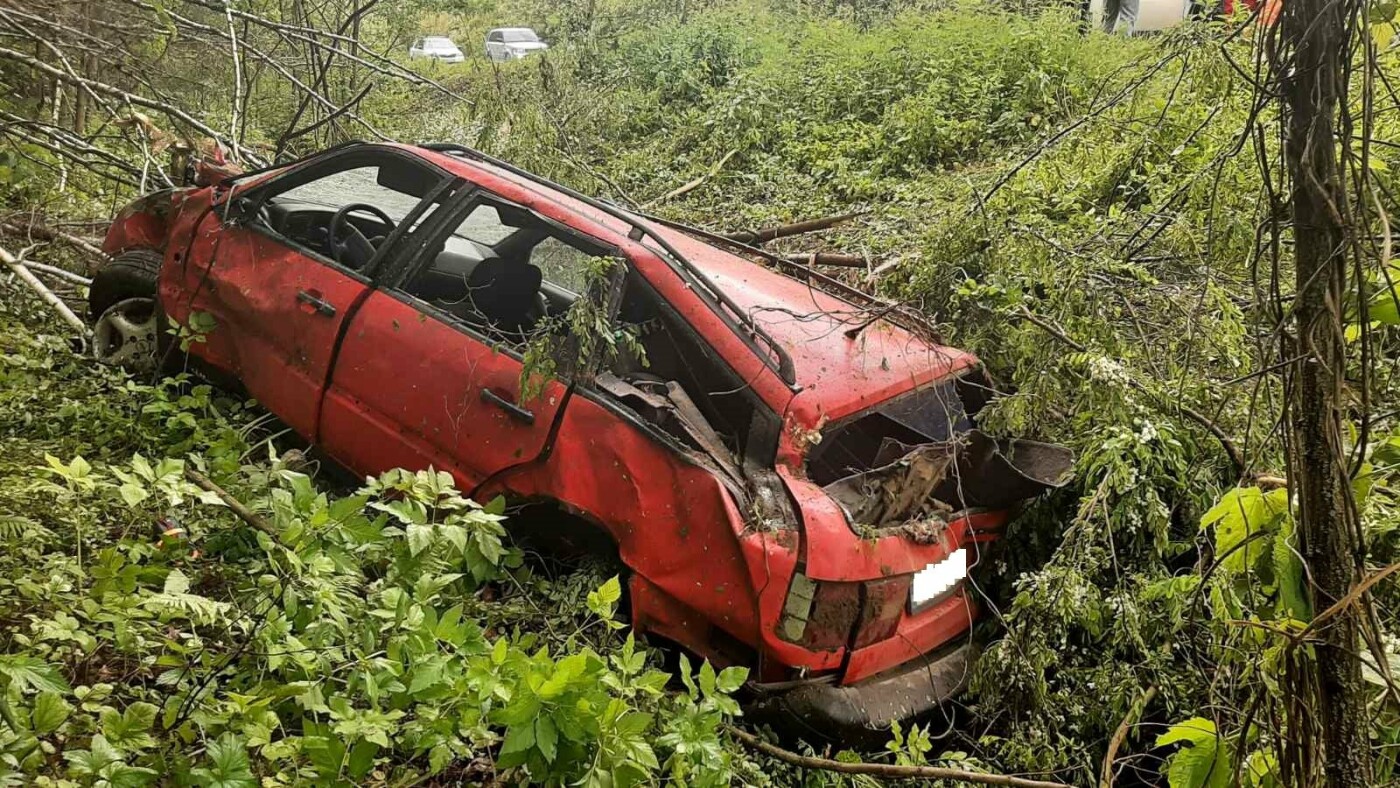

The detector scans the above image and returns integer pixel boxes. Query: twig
[17,260,91,286]
[643,148,738,209]
[780,252,869,268]
[1,221,107,264]
[184,467,277,537]
[1015,306,1246,478]
[723,212,864,245]
[0,44,256,164]
[1099,685,1158,788]
[725,725,1071,788]
[0,244,90,336]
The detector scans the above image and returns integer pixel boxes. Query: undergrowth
[0,303,759,786]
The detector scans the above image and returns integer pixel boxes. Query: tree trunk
[1276,0,1371,784]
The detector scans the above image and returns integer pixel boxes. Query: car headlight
[910,547,967,609]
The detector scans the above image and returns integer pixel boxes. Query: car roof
[490,27,536,33]
[404,143,976,417]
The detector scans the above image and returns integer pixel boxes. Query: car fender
[102,189,189,257]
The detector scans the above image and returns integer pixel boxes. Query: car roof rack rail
[419,141,797,388]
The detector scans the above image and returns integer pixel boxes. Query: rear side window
[806,379,971,485]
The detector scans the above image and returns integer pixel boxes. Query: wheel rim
[93,297,158,372]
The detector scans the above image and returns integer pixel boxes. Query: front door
[319,191,621,489]
[183,148,450,440]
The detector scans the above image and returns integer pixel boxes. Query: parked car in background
[1085,0,1275,34]
[485,27,549,61]
[408,36,465,63]
[93,141,1072,735]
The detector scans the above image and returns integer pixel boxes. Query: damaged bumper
[753,641,978,735]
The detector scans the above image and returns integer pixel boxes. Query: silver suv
[485,28,549,61]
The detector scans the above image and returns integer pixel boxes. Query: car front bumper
[753,641,977,736]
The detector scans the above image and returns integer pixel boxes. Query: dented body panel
[104,142,1072,732]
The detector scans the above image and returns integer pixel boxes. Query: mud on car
[93,141,1071,735]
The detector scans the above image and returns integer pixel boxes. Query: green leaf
[0,655,71,694]
[536,715,558,762]
[1200,487,1287,573]
[500,722,535,756]
[1156,718,1231,788]
[699,660,717,697]
[163,568,191,595]
[406,522,434,556]
[716,666,749,693]
[30,690,72,734]
[191,733,256,788]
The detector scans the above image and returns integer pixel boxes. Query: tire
[88,248,162,323]
[89,248,178,376]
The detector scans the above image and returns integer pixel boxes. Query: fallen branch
[1015,306,1246,478]
[1,221,107,264]
[18,260,91,286]
[643,148,738,209]
[726,725,1071,788]
[1099,685,1158,788]
[184,467,277,537]
[723,212,863,245]
[780,252,870,268]
[0,244,90,336]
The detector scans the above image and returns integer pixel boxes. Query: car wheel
[89,248,164,373]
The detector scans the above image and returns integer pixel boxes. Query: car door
[182,147,452,441]
[486,31,502,60]
[318,189,621,489]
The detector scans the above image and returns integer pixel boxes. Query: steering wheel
[328,203,396,268]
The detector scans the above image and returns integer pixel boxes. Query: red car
[92,142,1070,734]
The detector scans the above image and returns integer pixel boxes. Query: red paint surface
[109,144,1025,695]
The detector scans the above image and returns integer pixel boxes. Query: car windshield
[424,37,456,48]
[502,29,539,42]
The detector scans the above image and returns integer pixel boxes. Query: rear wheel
[89,249,164,374]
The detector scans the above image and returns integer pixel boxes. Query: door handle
[481,388,535,425]
[296,289,336,317]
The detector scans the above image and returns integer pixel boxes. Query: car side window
[251,156,444,274]
[531,237,595,296]
[397,197,617,345]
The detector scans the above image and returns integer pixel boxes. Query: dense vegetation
[2,0,1399,785]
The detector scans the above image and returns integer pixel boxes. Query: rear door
[319,189,621,488]
[183,147,452,440]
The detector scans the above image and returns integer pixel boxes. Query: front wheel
[89,249,164,374]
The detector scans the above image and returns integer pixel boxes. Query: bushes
[0,308,756,786]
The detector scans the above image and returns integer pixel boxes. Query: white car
[1085,0,1194,33]
[409,36,465,64]
[485,28,549,62]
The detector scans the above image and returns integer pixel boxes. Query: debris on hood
[823,429,1074,532]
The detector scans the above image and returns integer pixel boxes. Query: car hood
[506,41,549,51]
[649,225,979,422]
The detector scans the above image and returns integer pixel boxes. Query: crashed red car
[93,141,1071,734]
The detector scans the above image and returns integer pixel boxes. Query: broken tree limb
[723,211,863,245]
[17,261,91,286]
[1,244,90,336]
[726,726,1071,788]
[1,221,107,264]
[184,467,277,537]
[643,148,739,209]
[1099,685,1158,788]
[1014,306,1246,479]
[780,252,869,268]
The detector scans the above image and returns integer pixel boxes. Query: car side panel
[172,221,370,439]
[490,393,767,647]
[319,291,558,487]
